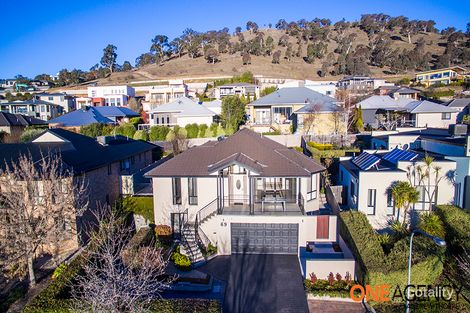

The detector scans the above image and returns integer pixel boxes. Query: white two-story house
[87,85,135,106]
[338,149,456,230]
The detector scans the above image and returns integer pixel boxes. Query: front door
[171,212,186,239]
[230,166,247,205]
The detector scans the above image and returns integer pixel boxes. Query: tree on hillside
[100,44,118,73]
[169,37,185,58]
[204,47,219,63]
[272,50,281,64]
[135,53,155,67]
[122,61,133,72]
[264,36,274,56]
[150,35,169,64]
[275,19,288,30]
[221,96,245,134]
[246,21,259,33]
[181,28,201,58]
[242,52,251,65]
[34,74,53,82]
[0,153,88,287]
[306,42,327,63]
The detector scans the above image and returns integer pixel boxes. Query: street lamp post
[406,229,446,313]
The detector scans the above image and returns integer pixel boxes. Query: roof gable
[146,128,324,177]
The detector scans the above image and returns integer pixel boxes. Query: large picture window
[188,177,198,205]
[172,178,182,205]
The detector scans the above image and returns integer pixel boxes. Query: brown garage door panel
[231,223,299,254]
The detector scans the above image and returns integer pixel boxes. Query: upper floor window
[367,189,376,215]
[441,112,451,120]
[307,174,317,201]
[386,188,395,216]
[188,178,198,205]
[120,159,130,171]
[172,178,182,205]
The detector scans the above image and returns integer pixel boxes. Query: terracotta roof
[146,128,324,177]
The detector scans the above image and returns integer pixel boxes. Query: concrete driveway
[199,254,309,313]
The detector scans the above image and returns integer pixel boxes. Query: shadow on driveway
[199,254,309,313]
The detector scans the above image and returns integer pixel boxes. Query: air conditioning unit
[449,124,468,136]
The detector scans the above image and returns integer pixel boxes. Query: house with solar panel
[338,148,456,229]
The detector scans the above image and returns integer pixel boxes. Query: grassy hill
[94,28,453,86]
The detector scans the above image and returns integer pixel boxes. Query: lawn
[121,196,154,223]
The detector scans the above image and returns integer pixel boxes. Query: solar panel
[352,152,380,170]
[382,148,418,164]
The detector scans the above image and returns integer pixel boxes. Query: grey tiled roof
[0,112,46,127]
[149,97,215,117]
[0,128,157,174]
[250,87,338,111]
[146,128,325,177]
[446,98,470,108]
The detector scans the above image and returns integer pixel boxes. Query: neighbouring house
[35,92,76,112]
[247,87,346,135]
[29,80,53,91]
[214,82,260,100]
[76,97,93,108]
[371,125,470,210]
[142,80,188,111]
[304,80,337,97]
[87,85,136,106]
[0,99,63,121]
[337,76,393,96]
[146,128,355,278]
[0,128,159,252]
[338,149,456,230]
[0,79,16,89]
[48,106,139,131]
[147,97,215,127]
[446,98,470,123]
[375,86,421,100]
[201,99,222,115]
[415,66,467,87]
[0,112,46,142]
[356,95,458,129]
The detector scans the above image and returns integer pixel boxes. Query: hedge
[339,211,444,286]
[306,145,359,161]
[23,253,87,313]
[23,299,221,313]
[307,141,333,150]
[435,205,470,252]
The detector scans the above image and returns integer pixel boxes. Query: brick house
[0,128,159,252]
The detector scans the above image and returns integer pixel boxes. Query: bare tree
[71,207,172,313]
[0,152,88,287]
[456,249,470,282]
[301,102,321,135]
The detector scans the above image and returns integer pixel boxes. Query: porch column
[249,177,254,215]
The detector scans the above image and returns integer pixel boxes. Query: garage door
[231,223,298,254]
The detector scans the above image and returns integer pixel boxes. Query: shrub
[185,123,199,139]
[436,205,470,252]
[209,123,218,137]
[199,124,208,138]
[133,129,149,141]
[171,246,192,271]
[155,224,172,247]
[115,123,136,138]
[339,211,444,285]
[20,128,44,142]
[149,125,170,141]
[129,117,143,126]
[418,213,445,239]
[80,123,114,138]
[52,263,68,280]
[307,141,333,150]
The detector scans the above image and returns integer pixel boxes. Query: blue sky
[0,0,468,78]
